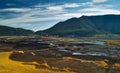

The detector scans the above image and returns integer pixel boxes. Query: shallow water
[58,41,120,57]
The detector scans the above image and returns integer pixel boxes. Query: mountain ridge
[1,14,120,36]
[36,14,120,37]
[0,25,34,36]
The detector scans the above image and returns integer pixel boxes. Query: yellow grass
[114,63,120,69]
[103,40,120,46]
[99,61,108,68]
[62,57,110,68]
[63,67,71,72]
[41,61,50,68]
[31,52,36,56]
[0,52,74,73]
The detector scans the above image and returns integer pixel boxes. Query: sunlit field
[0,36,120,73]
[0,52,74,73]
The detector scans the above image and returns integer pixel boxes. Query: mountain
[0,25,34,36]
[36,15,120,37]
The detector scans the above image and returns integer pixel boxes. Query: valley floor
[0,52,73,73]
[0,37,120,73]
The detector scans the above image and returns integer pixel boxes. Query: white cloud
[80,7,120,15]
[0,7,67,27]
[47,3,81,11]
[0,2,120,31]
[47,6,63,11]
[34,4,53,8]
[57,13,83,18]
[62,3,80,8]
[92,0,107,3]
[0,8,31,12]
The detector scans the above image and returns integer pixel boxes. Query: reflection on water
[72,52,108,56]
[58,41,120,57]
[77,41,106,45]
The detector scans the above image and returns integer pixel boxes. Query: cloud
[92,0,107,3]
[57,13,83,18]
[0,6,67,27]
[47,3,81,11]
[0,8,31,12]
[0,3,82,25]
[81,7,120,14]
[61,3,80,8]
[47,6,63,11]
[0,1,120,31]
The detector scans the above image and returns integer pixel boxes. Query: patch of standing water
[58,41,120,57]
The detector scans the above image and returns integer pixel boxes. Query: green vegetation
[36,15,120,37]
[0,25,34,36]
[1,15,120,37]
[70,34,120,41]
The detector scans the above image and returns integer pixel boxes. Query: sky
[0,0,120,31]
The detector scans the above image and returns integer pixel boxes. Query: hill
[36,15,120,37]
[0,25,34,36]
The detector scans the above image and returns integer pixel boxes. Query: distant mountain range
[36,15,120,37]
[0,25,34,36]
[0,15,120,36]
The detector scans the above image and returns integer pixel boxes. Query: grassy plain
[0,52,74,73]
[0,36,120,73]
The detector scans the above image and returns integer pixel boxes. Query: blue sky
[0,0,120,31]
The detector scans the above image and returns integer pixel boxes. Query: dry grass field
[103,40,120,46]
[0,52,74,73]
[0,37,120,73]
